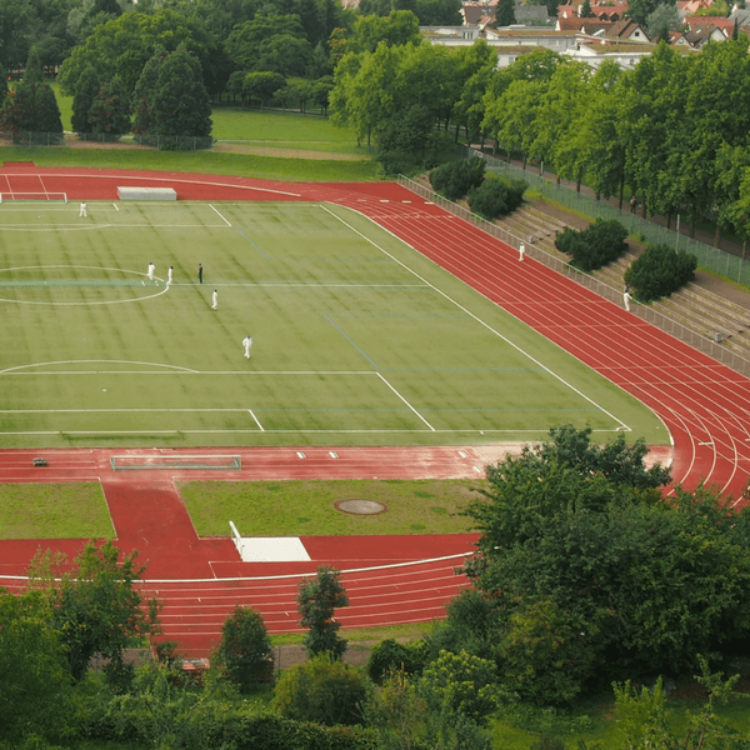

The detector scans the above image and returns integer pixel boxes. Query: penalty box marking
[0,371,434,433]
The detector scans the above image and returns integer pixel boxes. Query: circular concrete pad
[335,499,386,515]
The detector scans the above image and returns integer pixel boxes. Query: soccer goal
[0,192,68,204]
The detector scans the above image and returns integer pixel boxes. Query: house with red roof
[605,18,650,41]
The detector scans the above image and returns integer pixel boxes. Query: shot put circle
[0,265,167,306]
[335,499,386,515]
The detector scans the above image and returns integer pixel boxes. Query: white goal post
[0,192,68,204]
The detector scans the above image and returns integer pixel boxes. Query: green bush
[468,175,527,220]
[274,654,372,727]
[366,638,429,685]
[429,157,486,201]
[426,589,501,662]
[624,243,698,302]
[211,606,274,692]
[555,218,628,272]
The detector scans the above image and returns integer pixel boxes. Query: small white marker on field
[296,451,306,459]
[329,451,339,459]
[113,204,119,211]
[458,451,467,458]
[473,466,482,473]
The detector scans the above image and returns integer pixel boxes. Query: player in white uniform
[147,262,156,281]
[212,289,218,310]
[167,266,174,286]
[79,202,87,217]
[242,335,253,359]
[519,243,525,261]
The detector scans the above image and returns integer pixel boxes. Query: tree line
[330,35,750,239]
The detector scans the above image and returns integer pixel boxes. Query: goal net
[0,192,68,204]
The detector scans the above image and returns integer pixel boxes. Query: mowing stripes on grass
[0,201,663,448]
[322,204,630,432]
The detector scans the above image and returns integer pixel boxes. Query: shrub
[555,218,628,272]
[624,243,697,302]
[468,175,527,221]
[367,638,429,685]
[211,606,274,692]
[426,589,501,662]
[274,654,372,726]
[429,157,486,201]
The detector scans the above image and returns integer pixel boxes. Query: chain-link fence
[399,175,750,378]
[2,132,215,151]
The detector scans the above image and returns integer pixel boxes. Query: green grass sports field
[0,199,663,448]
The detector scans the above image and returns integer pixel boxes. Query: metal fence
[463,147,750,288]
[399,175,750,378]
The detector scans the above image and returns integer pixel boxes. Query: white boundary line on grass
[321,204,630,432]
[248,409,265,431]
[376,372,436,431]
[210,204,232,226]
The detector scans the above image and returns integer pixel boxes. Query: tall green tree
[71,64,101,135]
[88,75,131,137]
[495,0,517,26]
[211,606,273,693]
[348,10,422,53]
[297,565,349,660]
[0,589,74,745]
[0,50,63,142]
[131,46,165,139]
[225,14,308,71]
[58,9,223,99]
[31,540,160,682]
[151,46,212,145]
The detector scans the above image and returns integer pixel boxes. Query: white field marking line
[248,409,265,431]
[376,372,435,431]
[1,427,624,435]
[322,204,629,432]
[0,264,170,307]
[0,360,199,375]
[215,282,427,288]
[0,551,474,585]
[2,174,12,196]
[210,204,232,226]
[38,174,49,198]
[2,369,376,376]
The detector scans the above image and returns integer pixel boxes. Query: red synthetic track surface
[1,166,749,657]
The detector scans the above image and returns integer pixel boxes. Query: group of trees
[0,50,63,143]
[433,425,750,708]
[476,41,750,246]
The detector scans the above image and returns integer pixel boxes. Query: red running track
[1,166,748,656]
